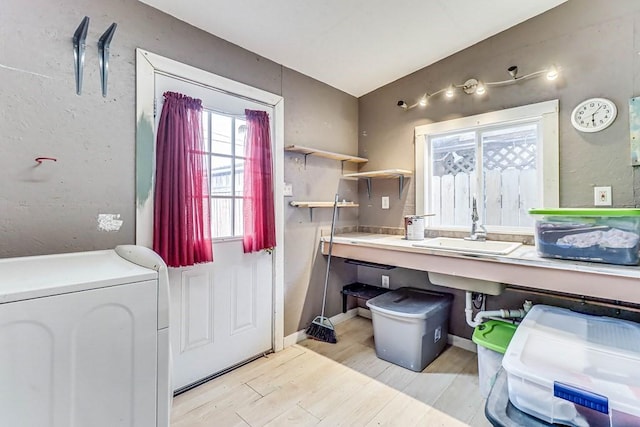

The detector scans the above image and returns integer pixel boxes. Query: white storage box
[366,287,452,372]
[477,346,504,398]
[502,305,640,426]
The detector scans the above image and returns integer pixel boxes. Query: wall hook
[73,16,90,95]
[98,23,117,98]
[35,157,58,164]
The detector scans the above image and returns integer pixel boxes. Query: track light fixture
[396,64,559,110]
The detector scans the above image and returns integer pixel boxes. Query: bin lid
[503,305,640,419]
[529,208,640,217]
[365,287,452,319]
[472,320,517,354]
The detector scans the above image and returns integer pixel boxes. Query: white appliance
[0,245,171,427]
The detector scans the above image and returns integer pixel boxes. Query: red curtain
[154,91,213,267]
[243,109,276,253]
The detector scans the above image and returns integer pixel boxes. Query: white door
[155,74,274,391]
[0,281,158,427]
[169,242,273,389]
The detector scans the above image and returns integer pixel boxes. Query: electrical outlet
[381,275,390,288]
[381,196,390,209]
[594,186,612,206]
[283,183,293,197]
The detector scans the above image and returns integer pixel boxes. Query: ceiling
[139,0,567,97]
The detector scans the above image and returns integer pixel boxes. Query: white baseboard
[283,308,359,347]
[284,309,477,354]
[331,308,359,324]
[357,307,372,319]
[283,329,307,348]
[448,334,477,353]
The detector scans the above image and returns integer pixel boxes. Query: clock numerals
[571,98,617,132]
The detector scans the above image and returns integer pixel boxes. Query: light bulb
[475,81,486,95]
[546,65,558,80]
[419,96,428,107]
[445,85,455,98]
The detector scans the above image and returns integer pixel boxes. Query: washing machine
[0,245,171,427]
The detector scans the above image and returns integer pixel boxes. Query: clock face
[571,98,617,132]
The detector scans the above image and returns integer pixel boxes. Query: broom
[305,193,339,344]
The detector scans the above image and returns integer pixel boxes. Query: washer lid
[0,249,157,303]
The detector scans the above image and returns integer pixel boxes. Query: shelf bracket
[72,16,90,95]
[365,178,372,199]
[303,153,310,169]
[98,22,117,98]
[398,175,404,199]
[341,160,346,174]
[308,207,342,222]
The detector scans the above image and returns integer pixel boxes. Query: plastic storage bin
[528,208,640,265]
[485,368,552,427]
[502,305,640,426]
[366,287,453,372]
[472,320,517,398]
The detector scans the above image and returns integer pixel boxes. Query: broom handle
[320,193,339,319]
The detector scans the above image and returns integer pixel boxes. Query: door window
[203,111,246,238]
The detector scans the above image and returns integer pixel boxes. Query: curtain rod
[154,69,274,110]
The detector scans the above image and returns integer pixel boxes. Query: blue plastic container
[529,208,640,265]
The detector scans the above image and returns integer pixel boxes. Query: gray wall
[358,0,640,230]
[356,0,640,338]
[4,0,640,341]
[282,68,360,333]
[0,0,358,336]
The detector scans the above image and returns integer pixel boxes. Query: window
[415,100,559,233]
[203,110,246,239]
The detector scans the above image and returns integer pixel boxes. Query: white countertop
[325,233,640,279]
[322,233,640,304]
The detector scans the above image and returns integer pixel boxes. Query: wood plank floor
[171,316,493,427]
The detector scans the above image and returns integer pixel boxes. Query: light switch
[381,196,390,209]
[283,183,293,197]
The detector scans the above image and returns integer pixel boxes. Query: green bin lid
[528,208,640,217]
[472,320,517,354]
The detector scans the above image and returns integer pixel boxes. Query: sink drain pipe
[465,292,532,328]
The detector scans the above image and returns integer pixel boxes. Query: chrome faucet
[466,197,487,241]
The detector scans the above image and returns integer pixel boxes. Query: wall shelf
[289,201,359,221]
[342,169,413,199]
[285,145,368,172]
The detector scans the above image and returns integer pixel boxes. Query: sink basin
[412,237,522,255]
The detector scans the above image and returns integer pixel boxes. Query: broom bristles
[306,316,337,343]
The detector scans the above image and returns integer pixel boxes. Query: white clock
[570,97,617,132]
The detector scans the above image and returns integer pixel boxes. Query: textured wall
[0,0,358,336]
[5,0,638,342]
[356,0,640,338]
[281,68,360,333]
[358,0,640,230]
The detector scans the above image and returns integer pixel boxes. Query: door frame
[135,48,285,352]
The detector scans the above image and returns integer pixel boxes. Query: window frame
[414,99,559,235]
